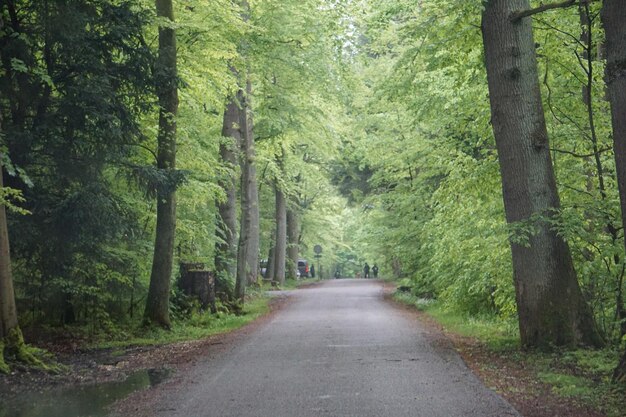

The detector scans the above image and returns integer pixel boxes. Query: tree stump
[179,263,216,313]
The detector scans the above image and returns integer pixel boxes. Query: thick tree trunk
[144,0,178,328]
[266,246,275,281]
[273,184,287,285]
[0,163,18,343]
[601,0,626,382]
[178,263,216,313]
[235,81,259,301]
[215,96,241,291]
[482,0,601,348]
[246,147,260,287]
[287,209,299,279]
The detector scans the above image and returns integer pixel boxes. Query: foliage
[95,295,270,349]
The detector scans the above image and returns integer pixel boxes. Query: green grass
[392,290,626,417]
[260,277,320,291]
[393,291,518,349]
[94,296,270,349]
[537,372,594,398]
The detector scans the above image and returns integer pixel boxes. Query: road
[143,279,519,417]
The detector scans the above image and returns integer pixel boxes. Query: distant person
[363,262,370,278]
[334,268,340,279]
[372,264,379,278]
[310,264,315,278]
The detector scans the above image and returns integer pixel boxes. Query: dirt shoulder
[381,282,606,417]
[0,294,291,402]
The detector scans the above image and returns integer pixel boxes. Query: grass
[393,291,518,349]
[92,278,317,350]
[392,290,626,417]
[260,277,320,291]
[94,296,270,349]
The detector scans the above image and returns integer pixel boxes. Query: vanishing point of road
[142,279,520,417]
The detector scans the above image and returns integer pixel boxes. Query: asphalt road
[148,279,520,417]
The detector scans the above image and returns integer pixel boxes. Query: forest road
[125,279,520,417]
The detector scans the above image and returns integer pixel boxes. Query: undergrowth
[94,296,270,349]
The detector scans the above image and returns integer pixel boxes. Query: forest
[1,0,626,399]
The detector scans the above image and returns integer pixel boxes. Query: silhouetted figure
[372,264,379,278]
[363,262,370,278]
[334,268,340,279]
[310,264,315,278]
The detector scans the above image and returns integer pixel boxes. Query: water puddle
[0,367,171,417]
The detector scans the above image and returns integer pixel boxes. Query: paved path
[150,279,519,417]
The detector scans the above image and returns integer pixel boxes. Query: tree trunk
[601,0,626,381]
[615,350,626,384]
[235,81,259,301]
[215,95,241,293]
[273,184,287,285]
[178,263,216,313]
[266,245,275,281]
[287,208,299,279]
[144,0,178,328]
[246,144,260,287]
[0,159,19,373]
[481,0,601,348]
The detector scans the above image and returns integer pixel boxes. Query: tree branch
[550,146,612,158]
[510,0,576,22]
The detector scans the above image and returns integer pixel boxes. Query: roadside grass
[260,277,320,291]
[94,296,270,349]
[393,291,626,417]
[93,278,319,349]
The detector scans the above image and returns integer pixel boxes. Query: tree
[601,0,626,382]
[272,182,287,285]
[215,92,242,296]
[0,156,18,373]
[481,0,601,348]
[235,80,259,302]
[1,0,154,328]
[0,156,44,372]
[286,207,300,279]
[144,0,179,328]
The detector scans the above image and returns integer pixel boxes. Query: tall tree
[286,207,300,279]
[235,80,259,301]
[215,92,242,293]
[0,156,18,373]
[481,0,601,348]
[144,0,179,328]
[1,0,153,328]
[272,183,287,285]
[601,0,626,382]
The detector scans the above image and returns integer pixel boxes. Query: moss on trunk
[0,340,8,374]
[2,327,61,373]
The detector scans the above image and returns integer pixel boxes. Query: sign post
[314,245,323,279]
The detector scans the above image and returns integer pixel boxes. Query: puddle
[0,368,171,417]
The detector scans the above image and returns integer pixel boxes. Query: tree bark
[266,246,275,281]
[246,147,260,287]
[0,162,19,342]
[601,0,626,381]
[144,0,178,328]
[235,81,259,301]
[287,208,299,279]
[482,0,601,348]
[273,183,287,285]
[215,95,241,292]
